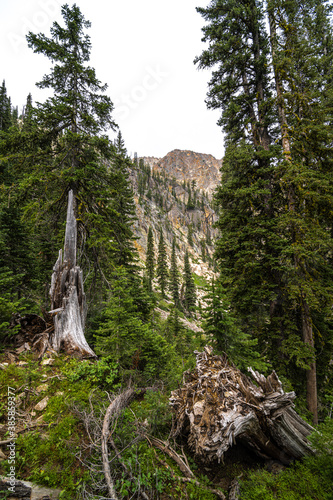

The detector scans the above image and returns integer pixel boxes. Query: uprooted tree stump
[170,346,315,465]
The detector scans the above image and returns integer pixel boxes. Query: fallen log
[169,346,315,465]
[101,388,147,500]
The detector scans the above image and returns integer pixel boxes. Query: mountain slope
[129,149,222,306]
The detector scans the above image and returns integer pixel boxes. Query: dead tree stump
[169,346,315,465]
[48,190,96,358]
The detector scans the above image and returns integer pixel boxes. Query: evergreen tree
[183,249,196,315]
[22,93,34,130]
[169,237,180,307]
[0,80,12,131]
[202,279,265,371]
[156,229,168,297]
[186,187,195,210]
[187,224,194,247]
[145,226,155,292]
[1,5,137,287]
[196,0,333,423]
[115,129,127,156]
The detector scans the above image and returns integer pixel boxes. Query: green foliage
[145,226,155,292]
[202,279,267,372]
[13,417,85,496]
[94,267,171,383]
[65,356,120,389]
[183,249,196,315]
[187,223,194,247]
[169,237,180,307]
[240,420,333,499]
[196,0,333,419]
[156,228,169,298]
[0,269,23,340]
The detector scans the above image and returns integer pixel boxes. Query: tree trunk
[301,297,318,424]
[267,6,291,160]
[268,5,318,424]
[49,189,96,358]
[170,347,315,465]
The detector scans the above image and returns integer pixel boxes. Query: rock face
[153,149,222,196]
[130,149,222,305]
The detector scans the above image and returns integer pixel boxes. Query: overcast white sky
[0,0,224,159]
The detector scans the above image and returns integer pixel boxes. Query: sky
[0,0,224,159]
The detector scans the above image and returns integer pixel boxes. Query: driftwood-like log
[170,346,315,465]
[49,190,96,358]
[101,388,147,500]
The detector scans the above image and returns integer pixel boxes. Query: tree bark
[301,297,318,424]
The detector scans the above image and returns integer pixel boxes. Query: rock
[0,478,31,499]
[41,358,54,366]
[36,384,49,393]
[0,477,62,499]
[34,397,49,411]
[153,149,222,196]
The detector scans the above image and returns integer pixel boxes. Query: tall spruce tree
[156,229,168,297]
[1,4,137,287]
[183,249,196,315]
[145,226,155,292]
[196,0,333,423]
[0,80,12,131]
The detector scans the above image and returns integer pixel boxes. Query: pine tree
[1,5,138,285]
[0,80,12,131]
[202,279,265,371]
[196,0,333,423]
[145,226,155,292]
[187,224,194,247]
[183,249,196,315]
[169,237,180,307]
[156,229,168,297]
[115,130,127,156]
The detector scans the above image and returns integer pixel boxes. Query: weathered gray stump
[49,190,96,358]
[170,346,315,465]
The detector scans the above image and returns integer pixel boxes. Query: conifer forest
[0,2,333,499]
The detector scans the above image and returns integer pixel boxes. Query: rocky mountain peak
[140,149,222,196]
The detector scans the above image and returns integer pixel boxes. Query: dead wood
[228,477,241,500]
[101,388,147,500]
[169,346,315,465]
[144,434,226,499]
[48,190,96,359]
[144,435,194,478]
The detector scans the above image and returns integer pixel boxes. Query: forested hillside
[0,2,333,499]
